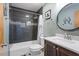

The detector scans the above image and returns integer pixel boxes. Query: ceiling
[11,3,45,12]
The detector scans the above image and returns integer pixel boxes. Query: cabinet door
[44,40,56,56]
[59,47,79,56]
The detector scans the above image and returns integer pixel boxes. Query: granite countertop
[44,36,79,54]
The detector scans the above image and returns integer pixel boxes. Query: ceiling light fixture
[25,15,29,17]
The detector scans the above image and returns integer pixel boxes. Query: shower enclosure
[9,4,39,56]
[9,5,39,44]
[9,4,39,55]
[0,3,40,56]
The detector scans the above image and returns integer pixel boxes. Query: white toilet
[29,37,44,56]
[29,15,44,56]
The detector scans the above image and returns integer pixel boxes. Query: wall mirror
[57,3,79,31]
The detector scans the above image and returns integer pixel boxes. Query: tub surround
[44,36,79,55]
[10,40,38,56]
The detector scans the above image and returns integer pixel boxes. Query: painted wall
[43,3,56,37]
[43,3,79,41]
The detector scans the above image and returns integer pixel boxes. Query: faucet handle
[64,33,67,39]
[69,34,72,40]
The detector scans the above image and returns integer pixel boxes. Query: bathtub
[10,40,38,56]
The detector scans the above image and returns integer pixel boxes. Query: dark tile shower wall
[9,7,38,44]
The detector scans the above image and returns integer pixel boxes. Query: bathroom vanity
[45,3,79,56]
[44,37,79,56]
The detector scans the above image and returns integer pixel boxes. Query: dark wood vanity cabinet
[44,40,56,56]
[44,40,79,56]
[58,47,79,56]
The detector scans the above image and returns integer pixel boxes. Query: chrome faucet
[64,32,72,40]
[69,33,72,40]
[64,33,67,39]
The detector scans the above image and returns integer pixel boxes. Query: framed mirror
[57,3,79,31]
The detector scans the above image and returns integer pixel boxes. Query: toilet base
[29,50,41,56]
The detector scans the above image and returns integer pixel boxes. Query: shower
[9,6,39,44]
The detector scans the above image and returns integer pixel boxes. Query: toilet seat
[29,44,43,51]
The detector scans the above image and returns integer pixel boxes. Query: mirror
[57,3,79,31]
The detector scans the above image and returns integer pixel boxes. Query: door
[0,3,9,56]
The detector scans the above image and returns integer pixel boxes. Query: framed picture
[45,9,51,20]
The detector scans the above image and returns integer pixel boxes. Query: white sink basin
[61,39,75,44]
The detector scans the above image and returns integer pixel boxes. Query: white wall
[43,3,56,37]
[43,3,79,41]
[42,3,69,37]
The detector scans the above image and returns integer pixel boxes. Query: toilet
[29,37,44,56]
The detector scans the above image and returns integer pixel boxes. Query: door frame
[3,3,10,56]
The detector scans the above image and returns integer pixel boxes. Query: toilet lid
[29,44,43,50]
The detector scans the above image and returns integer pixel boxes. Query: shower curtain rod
[9,6,40,15]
